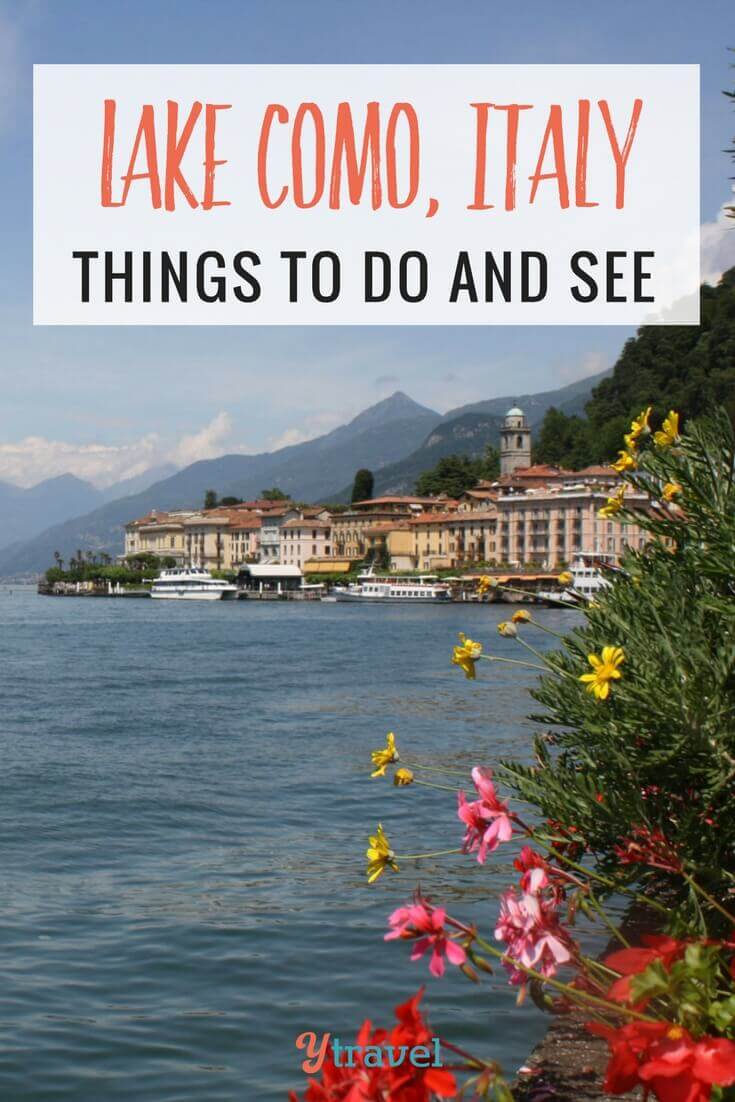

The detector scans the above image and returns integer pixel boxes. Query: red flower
[614,827,683,874]
[604,934,688,1004]
[588,1020,735,1102]
[291,989,458,1101]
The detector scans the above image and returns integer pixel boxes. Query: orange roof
[574,465,619,477]
[281,517,330,529]
[229,515,262,530]
[409,512,460,526]
[352,495,443,507]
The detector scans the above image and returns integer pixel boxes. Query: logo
[295,1031,443,1074]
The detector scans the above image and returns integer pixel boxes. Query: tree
[533,407,592,468]
[351,468,375,503]
[261,487,288,501]
[203,489,218,510]
[415,446,499,498]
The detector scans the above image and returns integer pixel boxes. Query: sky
[0,0,734,487]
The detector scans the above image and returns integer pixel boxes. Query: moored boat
[151,566,238,601]
[335,569,450,603]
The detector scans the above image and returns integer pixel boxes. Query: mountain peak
[346,390,438,433]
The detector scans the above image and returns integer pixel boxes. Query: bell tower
[500,407,532,475]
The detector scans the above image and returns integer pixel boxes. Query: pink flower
[457,767,514,863]
[513,846,550,894]
[385,897,467,978]
[494,887,573,985]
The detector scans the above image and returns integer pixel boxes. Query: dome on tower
[506,406,524,417]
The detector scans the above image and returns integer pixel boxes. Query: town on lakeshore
[44,406,652,603]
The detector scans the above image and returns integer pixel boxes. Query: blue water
[0,588,579,1100]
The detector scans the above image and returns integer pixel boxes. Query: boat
[536,553,613,606]
[335,568,451,603]
[150,566,239,600]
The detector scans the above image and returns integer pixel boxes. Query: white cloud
[701,195,735,286]
[0,412,245,489]
[267,410,348,452]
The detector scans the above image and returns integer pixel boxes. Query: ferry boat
[537,553,612,606]
[150,566,239,601]
[335,569,451,603]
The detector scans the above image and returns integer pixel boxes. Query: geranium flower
[457,767,514,863]
[604,934,688,1004]
[614,826,683,873]
[366,824,398,884]
[623,406,652,452]
[654,410,680,447]
[477,575,496,596]
[497,621,517,637]
[393,767,414,787]
[599,486,626,519]
[494,887,573,984]
[557,571,573,585]
[579,645,625,700]
[370,731,399,777]
[511,609,531,624]
[290,989,458,1101]
[589,1019,735,1102]
[385,897,467,978]
[513,846,550,894]
[452,633,482,679]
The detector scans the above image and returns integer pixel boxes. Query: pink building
[280,515,332,569]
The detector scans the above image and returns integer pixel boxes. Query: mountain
[0,393,438,575]
[0,474,102,551]
[99,464,179,502]
[329,412,505,500]
[442,369,612,426]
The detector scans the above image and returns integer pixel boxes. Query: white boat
[335,569,451,603]
[150,566,239,601]
[537,554,612,606]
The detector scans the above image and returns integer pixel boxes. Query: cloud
[701,196,735,286]
[267,410,349,452]
[0,412,244,489]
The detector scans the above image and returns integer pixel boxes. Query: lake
[0,588,578,1100]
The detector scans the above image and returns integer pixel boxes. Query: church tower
[500,407,532,475]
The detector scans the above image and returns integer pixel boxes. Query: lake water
[0,587,579,1100]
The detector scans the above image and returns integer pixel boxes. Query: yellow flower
[599,486,626,519]
[511,609,531,624]
[629,406,652,442]
[662,482,682,503]
[366,823,398,883]
[579,646,625,701]
[452,633,482,679]
[612,449,637,473]
[654,411,680,447]
[393,768,414,787]
[497,621,517,637]
[557,571,573,586]
[477,575,496,596]
[371,731,399,778]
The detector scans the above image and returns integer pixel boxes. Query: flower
[588,1019,735,1102]
[625,406,652,450]
[477,575,496,596]
[452,633,482,679]
[495,887,573,984]
[579,645,625,700]
[457,767,514,863]
[557,571,573,586]
[513,847,550,894]
[511,609,531,624]
[366,824,399,883]
[385,896,467,978]
[613,449,637,473]
[497,620,517,637]
[604,933,688,1004]
[613,826,683,874]
[654,410,680,447]
[599,486,626,519]
[290,989,458,1101]
[393,767,414,787]
[662,481,682,502]
[370,731,399,778]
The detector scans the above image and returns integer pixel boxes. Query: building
[496,483,650,568]
[124,510,193,563]
[499,407,532,475]
[281,514,332,569]
[332,496,457,561]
